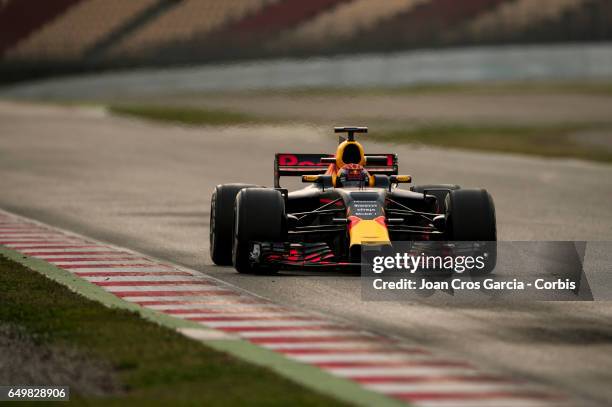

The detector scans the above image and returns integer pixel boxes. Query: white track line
[64,266,178,272]
[103,285,227,292]
[289,353,436,363]
[187,313,316,319]
[171,311,313,323]
[51,260,162,266]
[263,342,391,350]
[201,320,331,328]
[413,400,558,407]
[143,303,282,311]
[365,382,536,394]
[19,247,115,253]
[330,367,480,377]
[5,242,89,248]
[168,312,309,319]
[0,236,78,241]
[73,268,178,274]
[83,275,210,283]
[34,254,141,260]
[0,233,47,235]
[120,295,258,302]
[237,330,365,338]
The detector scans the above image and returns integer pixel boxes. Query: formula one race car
[209,127,496,274]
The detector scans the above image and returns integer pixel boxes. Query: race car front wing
[249,241,356,268]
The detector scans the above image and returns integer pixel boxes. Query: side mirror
[390,175,412,184]
[302,175,320,183]
[302,175,333,190]
[389,175,411,191]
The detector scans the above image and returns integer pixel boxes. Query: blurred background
[1,0,612,163]
[1,0,611,81]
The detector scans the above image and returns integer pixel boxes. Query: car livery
[209,127,496,274]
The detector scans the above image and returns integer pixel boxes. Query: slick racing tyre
[233,188,287,274]
[210,183,258,265]
[411,184,460,214]
[445,189,497,274]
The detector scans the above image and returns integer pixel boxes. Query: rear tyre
[411,184,460,213]
[233,188,287,274]
[446,189,497,274]
[210,183,258,265]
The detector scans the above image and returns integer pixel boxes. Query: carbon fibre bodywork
[252,181,443,268]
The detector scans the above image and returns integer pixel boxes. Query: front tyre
[233,188,287,274]
[210,183,258,265]
[446,189,497,274]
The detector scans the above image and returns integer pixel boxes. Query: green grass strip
[196,81,612,97]
[109,105,261,126]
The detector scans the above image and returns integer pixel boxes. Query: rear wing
[274,153,398,188]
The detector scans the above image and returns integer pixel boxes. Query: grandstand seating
[268,0,431,51]
[5,0,158,61]
[0,0,609,75]
[109,0,279,57]
[225,0,350,35]
[452,0,591,42]
[347,0,512,50]
[193,0,353,53]
[0,0,81,56]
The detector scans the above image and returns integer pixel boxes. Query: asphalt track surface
[1,102,612,405]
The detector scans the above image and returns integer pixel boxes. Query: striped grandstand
[0,0,610,78]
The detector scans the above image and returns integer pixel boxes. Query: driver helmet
[336,164,369,188]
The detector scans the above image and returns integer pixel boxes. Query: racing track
[1,102,612,405]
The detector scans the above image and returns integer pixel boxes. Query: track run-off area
[1,101,612,405]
